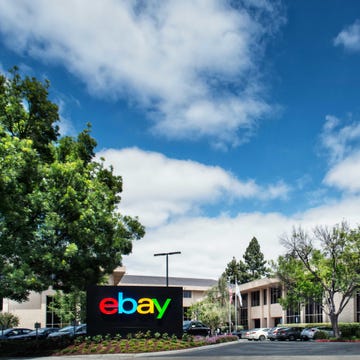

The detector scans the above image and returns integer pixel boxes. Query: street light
[154,251,181,286]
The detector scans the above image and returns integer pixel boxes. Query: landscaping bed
[0,333,239,357]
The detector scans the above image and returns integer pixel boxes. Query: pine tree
[243,237,269,281]
[222,236,269,285]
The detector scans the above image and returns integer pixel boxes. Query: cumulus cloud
[0,0,282,147]
[324,151,360,193]
[320,115,360,193]
[124,195,360,278]
[97,147,291,227]
[320,115,360,164]
[334,19,360,52]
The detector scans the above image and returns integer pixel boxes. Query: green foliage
[223,237,270,286]
[188,297,227,332]
[48,290,86,324]
[243,237,269,280]
[92,335,103,344]
[0,68,145,301]
[275,222,360,338]
[338,323,360,339]
[314,330,329,340]
[0,312,19,329]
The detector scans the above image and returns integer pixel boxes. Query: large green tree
[275,223,360,338]
[0,68,145,301]
[243,237,269,280]
[223,236,269,285]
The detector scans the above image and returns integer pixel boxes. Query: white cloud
[124,195,360,279]
[94,145,360,279]
[0,0,282,147]
[334,20,360,52]
[97,147,290,227]
[320,115,360,164]
[324,151,360,193]
[320,115,360,193]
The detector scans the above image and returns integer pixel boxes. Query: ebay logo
[99,292,171,319]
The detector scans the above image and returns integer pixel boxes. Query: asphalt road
[9,339,360,360]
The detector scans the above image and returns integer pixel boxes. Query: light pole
[154,251,181,286]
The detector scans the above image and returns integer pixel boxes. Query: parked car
[244,328,270,341]
[272,327,302,341]
[9,327,59,340]
[300,326,335,341]
[183,320,210,336]
[47,324,87,339]
[0,328,32,340]
[268,327,286,341]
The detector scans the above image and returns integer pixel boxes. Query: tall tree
[0,68,145,301]
[223,257,242,284]
[243,237,269,280]
[222,237,269,285]
[275,223,360,338]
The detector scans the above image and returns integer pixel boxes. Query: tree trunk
[329,312,340,338]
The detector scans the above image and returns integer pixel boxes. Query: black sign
[87,286,183,337]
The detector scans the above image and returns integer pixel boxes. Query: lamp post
[154,251,181,286]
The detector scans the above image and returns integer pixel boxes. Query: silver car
[300,326,334,340]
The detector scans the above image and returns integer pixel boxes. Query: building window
[270,287,282,304]
[286,305,301,324]
[183,290,192,298]
[241,293,248,308]
[251,291,260,306]
[46,296,61,328]
[263,289,267,305]
[239,293,248,328]
[305,298,323,323]
[356,291,360,322]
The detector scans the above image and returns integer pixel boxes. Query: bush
[314,331,329,340]
[0,313,19,329]
[339,323,360,339]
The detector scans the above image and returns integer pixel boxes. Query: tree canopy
[223,236,269,284]
[0,68,145,301]
[274,222,360,338]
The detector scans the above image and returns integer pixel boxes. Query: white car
[244,328,270,341]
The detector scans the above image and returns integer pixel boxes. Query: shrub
[339,323,360,339]
[92,334,103,343]
[314,330,329,340]
[0,312,19,329]
[114,333,122,341]
[135,331,144,339]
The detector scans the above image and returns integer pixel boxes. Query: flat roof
[119,274,217,288]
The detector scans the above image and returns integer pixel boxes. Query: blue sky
[1,0,360,279]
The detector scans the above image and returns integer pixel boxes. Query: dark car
[273,327,302,341]
[47,324,86,339]
[9,327,59,340]
[0,328,32,340]
[183,320,210,336]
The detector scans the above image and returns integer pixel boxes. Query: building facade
[237,277,360,329]
[2,269,359,330]
[1,267,217,329]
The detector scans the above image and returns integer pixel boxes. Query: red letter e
[99,297,118,314]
